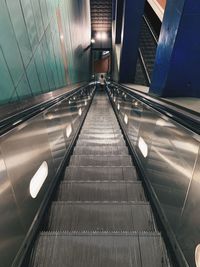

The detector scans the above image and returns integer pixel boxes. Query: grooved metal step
[81,129,122,134]
[28,91,171,267]
[29,232,170,267]
[76,139,125,146]
[56,181,146,201]
[64,166,138,180]
[46,202,156,232]
[78,133,123,139]
[73,145,129,155]
[69,155,132,166]
[83,122,119,126]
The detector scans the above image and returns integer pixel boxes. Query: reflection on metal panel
[66,124,72,138]
[29,161,48,199]
[109,85,200,266]
[195,244,200,267]
[0,149,24,266]
[0,84,94,266]
[138,137,148,158]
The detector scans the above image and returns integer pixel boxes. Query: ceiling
[90,0,112,33]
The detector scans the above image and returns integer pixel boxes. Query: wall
[0,0,91,105]
[111,19,120,82]
[94,56,111,73]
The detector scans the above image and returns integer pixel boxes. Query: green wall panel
[0,49,16,104]
[16,74,32,98]
[21,0,39,52]
[10,90,19,102]
[6,0,32,67]
[26,59,42,95]
[30,0,44,41]
[0,0,24,87]
[34,46,50,92]
[0,0,91,105]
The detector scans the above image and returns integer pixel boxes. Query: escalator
[135,16,159,86]
[139,17,158,79]
[27,89,171,266]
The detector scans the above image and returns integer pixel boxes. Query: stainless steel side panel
[0,85,93,267]
[110,87,200,267]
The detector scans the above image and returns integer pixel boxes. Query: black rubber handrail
[137,16,158,85]
[138,48,151,85]
[0,83,90,137]
[111,82,200,135]
[143,15,158,44]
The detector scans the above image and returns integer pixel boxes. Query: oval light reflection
[78,108,82,116]
[66,124,72,138]
[138,137,148,158]
[124,114,128,124]
[195,244,200,267]
[29,161,48,199]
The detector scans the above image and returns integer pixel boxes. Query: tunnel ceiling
[90,0,112,32]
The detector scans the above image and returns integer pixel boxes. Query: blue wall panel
[150,0,200,97]
[119,0,145,83]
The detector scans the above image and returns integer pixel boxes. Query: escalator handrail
[138,48,151,85]
[137,16,158,85]
[111,82,200,136]
[143,15,158,44]
[0,83,89,137]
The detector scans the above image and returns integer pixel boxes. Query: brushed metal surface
[28,89,171,267]
[0,149,25,266]
[0,84,93,267]
[46,202,156,232]
[69,155,133,166]
[110,85,200,266]
[29,232,170,267]
[56,181,146,201]
[73,145,129,155]
[64,166,138,180]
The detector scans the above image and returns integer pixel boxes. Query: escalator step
[81,129,122,134]
[83,121,118,125]
[82,126,120,130]
[46,202,156,232]
[29,232,170,267]
[76,139,125,146]
[78,136,125,142]
[64,166,138,180]
[73,145,129,155]
[69,155,132,166]
[56,181,146,201]
[78,133,123,139]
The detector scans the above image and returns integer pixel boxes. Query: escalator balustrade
[28,90,171,267]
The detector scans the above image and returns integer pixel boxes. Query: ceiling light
[96,32,108,41]
[96,32,101,40]
[101,32,107,40]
